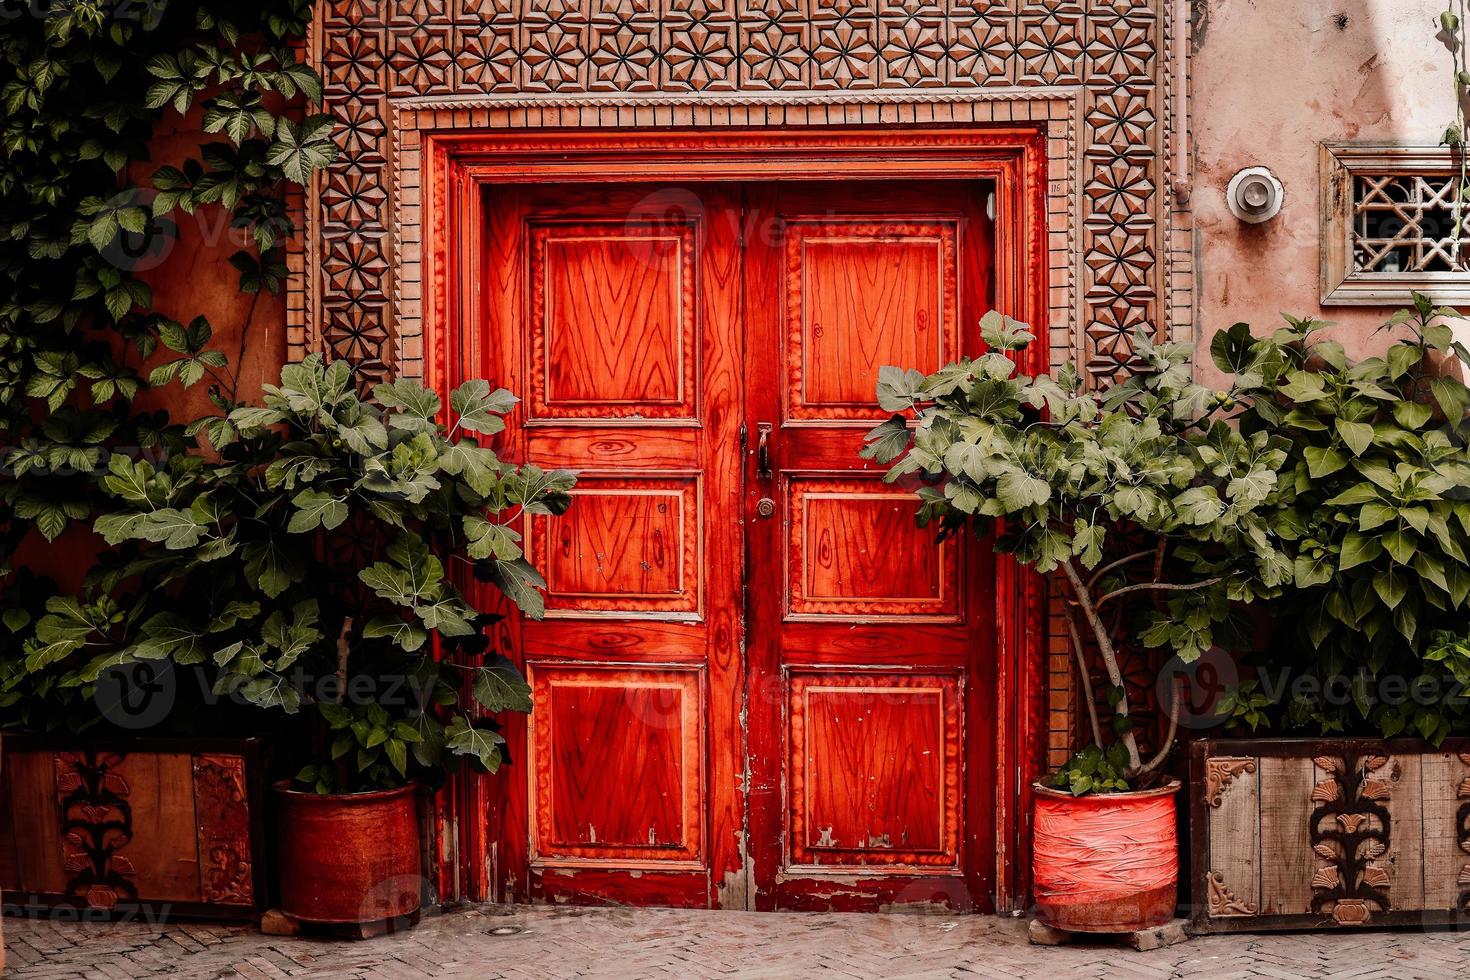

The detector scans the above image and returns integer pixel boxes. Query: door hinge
[739,422,747,450]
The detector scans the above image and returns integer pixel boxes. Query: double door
[479,178,998,911]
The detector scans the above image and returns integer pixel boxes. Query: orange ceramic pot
[274,782,421,925]
[1032,780,1180,933]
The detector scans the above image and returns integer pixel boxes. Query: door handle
[756,422,773,480]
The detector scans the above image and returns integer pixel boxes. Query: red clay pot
[274,782,421,925]
[1032,779,1180,933]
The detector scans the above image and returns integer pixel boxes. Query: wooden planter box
[0,734,267,920]
[1189,737,1470,933]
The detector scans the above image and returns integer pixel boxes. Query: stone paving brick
[7,905,1470,979]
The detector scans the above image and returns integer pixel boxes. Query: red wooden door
[480,178,995,911]
[481,183,747,908]
[742,182,997,912]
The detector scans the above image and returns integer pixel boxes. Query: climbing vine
[1440,2,1470,260]
[0,0,333,723]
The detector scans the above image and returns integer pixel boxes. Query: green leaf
[475,557,548,620]
[363,616,429,652]
[1304,445,1348,479]
[264,114,339,185]
[465,517,522,561]
[1174,486,1224,525]
[996,468,1050,511]
[471,656,533,714]
[1431,377,1470,422]
[135,508,207,549]
[287,490,348,534]
[1336,419,1375,456]
[1339,532,1383,571]
[444,716,506,772]
[374,379,442,432]
[1381,529,1417,565]
[1373,568,1408,610]
[1393,400,1434,430]
[449,379,516,435]
[1386,342,1424,380]
[862,415,913,464]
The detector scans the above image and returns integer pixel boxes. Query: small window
[1321,142,1470,305]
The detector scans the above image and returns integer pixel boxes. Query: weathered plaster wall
[1192,0,1455,383]
[20,107,286,596]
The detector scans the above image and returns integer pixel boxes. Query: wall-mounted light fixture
[1227,167,1285,224]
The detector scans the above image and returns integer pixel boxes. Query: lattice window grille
[1352,172,1465,274]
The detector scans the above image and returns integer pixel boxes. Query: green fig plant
[19,355,573,793]
[1225,294,1470,743]
[864,313,1292,794]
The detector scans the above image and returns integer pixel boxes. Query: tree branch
[1095,577,1222,609]
[1139,675,1182,777]
[1064,604,1105,748]
[1060,558,1143,773]
[1085,549,1156,592]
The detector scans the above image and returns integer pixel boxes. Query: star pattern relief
[664,21,738,89]
[1015,13,1084,84]
[456,25,520,90]
[880,16,944,85]
[743,21,807,87]
[311,1,1170,389]
[388,30,454,94]
[1086,157,1153,220]
[524,23,588,87]
[591,21,658,88]
[813,14,878,87]
[1085,18,1153,81]
[948,20,1012,84]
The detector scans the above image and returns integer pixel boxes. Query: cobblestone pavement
[6,904,1470,980]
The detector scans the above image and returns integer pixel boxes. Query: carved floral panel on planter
[0,736,266,920]
[1190,738,1470,933]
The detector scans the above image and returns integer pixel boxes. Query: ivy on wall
[0,0,334,723]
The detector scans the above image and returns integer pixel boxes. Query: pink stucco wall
[1192,0,1457,384]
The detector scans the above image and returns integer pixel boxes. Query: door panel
[528,220,697,421]
[745,181,996,912]
[482,184,745,908]
[785,219,960,422]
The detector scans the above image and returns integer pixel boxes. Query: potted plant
[86,355,572,929]
[863,312,1292,933]
[1187,297,1470,932]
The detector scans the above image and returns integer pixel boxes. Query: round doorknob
[756,498,776,518]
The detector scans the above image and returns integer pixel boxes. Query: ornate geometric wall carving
[296,0,1181,391]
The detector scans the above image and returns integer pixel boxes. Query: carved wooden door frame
[421,126,1050,912]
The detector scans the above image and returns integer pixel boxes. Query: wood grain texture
[534,476,700,615]
[1421,750,1464,910]
[528,220,697,422]
[5,749,66,895]
[1206,754,1259,918]
[1383,754,1424,911]
[788,672,962,869]
[786,221,958,421]
[787,477,960,621]
[1191,739,1470,933]
[1257,755,1317,917]
[529,664,703,866]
